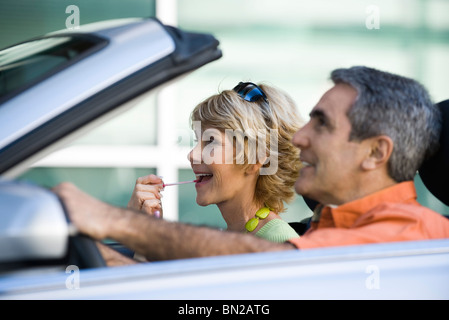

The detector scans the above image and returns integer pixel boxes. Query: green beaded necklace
[245,207,271,232]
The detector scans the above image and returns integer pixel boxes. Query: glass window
[415,174,449,216]
[0,0,156,49]
[72,94,158,146]
[19,167,156,207]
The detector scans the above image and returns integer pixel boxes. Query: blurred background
[2,0,448,228]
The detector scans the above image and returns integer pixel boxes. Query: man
[53,66,449,265]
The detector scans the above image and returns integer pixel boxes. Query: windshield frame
[0,34,109,105]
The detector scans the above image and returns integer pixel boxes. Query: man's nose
[292,125,310,149]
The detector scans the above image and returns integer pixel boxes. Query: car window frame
[0,34,109,105]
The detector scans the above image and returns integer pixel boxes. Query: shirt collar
[317,181,418,229]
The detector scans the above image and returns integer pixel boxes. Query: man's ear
[361,135,394,170]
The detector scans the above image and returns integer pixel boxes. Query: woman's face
[188,125,252,207]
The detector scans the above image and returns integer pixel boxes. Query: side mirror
[0,180,69,263]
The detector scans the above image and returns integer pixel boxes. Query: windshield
[0,36,106,102]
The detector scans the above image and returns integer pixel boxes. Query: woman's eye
[205,136,215,144]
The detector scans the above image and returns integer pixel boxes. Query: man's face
[292,83,367,205]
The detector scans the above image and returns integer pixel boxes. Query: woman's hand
[128,174,164,218]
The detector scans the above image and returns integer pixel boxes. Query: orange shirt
[289,181,449,249]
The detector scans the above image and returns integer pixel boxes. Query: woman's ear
[361,135,394,170]
[244,160,265,175]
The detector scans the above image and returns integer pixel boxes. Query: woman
[128,82,303,243]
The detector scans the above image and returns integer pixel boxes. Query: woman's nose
[187,143,202,164]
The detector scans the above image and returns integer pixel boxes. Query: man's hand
[52,182,115,240]
[52,182,294,262]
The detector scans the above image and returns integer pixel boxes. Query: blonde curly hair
[190,83,303,213]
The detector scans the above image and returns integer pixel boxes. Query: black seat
[419,99,449,207]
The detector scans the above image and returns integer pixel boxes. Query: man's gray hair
[331,66,442,182]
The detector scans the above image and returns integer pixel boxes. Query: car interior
[109,98,449,263]
[1,100,447,275]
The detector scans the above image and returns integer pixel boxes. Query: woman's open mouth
[195,173,213,184]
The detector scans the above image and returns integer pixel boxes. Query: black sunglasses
[232,82,272,124]
[232,82,268,103]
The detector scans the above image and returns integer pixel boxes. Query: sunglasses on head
[232,82,268,103]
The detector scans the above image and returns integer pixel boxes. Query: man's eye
[312,116,325,128]
[317,117,326,126]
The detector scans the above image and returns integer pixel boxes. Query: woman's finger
[134,184,163,196]
[136,174,163,185]
[141,199,162,217]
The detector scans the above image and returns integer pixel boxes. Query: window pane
[0,0,156,49]
[72,94,157,146]
[415,174,449,216]
[18,167,156,207]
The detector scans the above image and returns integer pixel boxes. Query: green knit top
[255,219,300,243]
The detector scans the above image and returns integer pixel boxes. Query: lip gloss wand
[162,180,198,188]
[152,180,198,219]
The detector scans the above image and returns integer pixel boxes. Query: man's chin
[295,182,319,202]
[294,180,309,196]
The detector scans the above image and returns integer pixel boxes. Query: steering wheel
[57,196,107,269]
[68,233,107,269]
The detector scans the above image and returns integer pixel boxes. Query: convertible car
[0,17,448,300]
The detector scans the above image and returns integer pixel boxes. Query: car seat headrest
[419,99,449,206]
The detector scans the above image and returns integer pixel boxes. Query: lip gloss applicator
[162,180,198,188]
